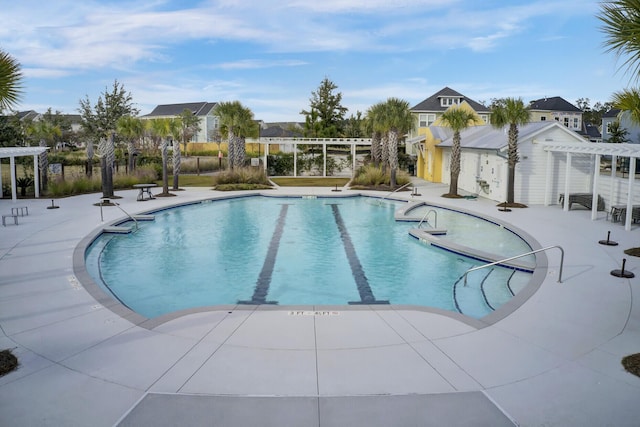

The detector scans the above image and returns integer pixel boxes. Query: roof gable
[144,102,217,117]
[438,121,586,150]
[529,96,581,112]
[411,87,489,113]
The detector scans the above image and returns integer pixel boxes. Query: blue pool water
[85,196,534,319]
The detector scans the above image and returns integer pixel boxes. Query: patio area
[0,180,639,426]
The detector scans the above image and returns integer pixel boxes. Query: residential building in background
[140,102,219,142]
[528,96,583,132]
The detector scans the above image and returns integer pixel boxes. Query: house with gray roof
[528,96,583,133]
[141,102,219,142]
[411,87,490,127]
[602,108,640,144]
[437,121,593,204]
[407,87,490,157]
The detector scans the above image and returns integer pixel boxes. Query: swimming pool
[84,195,536,319]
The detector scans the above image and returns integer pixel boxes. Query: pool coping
[72,191,548,331]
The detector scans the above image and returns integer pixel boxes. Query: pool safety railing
[378,182,412,204]
[463,245,564,286]
[114,203,139,231]
[100,198,139,231]
[417,209,438,229]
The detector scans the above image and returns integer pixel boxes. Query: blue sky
[0,0,632,122]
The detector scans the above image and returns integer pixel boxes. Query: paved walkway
[0,181,639,426]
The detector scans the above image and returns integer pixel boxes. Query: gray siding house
[141,102,219,142]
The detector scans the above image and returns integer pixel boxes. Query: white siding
[440,126,595,204]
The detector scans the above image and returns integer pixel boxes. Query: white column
[323,142,327,177]
[563,152,572,211]
[351,143,356,178]
[610,155,617,206]
[33,154,40,198]
[10,156,17,202]
[263,143,268,173]
[544,150,552,206]
[293,144,297,177]
[625,157,635,231]
[591,154,600,220]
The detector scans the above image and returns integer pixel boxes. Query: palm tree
[116,115,144,173]
[177,108,201,156]
[0,49,23,113]
[26,121,61,191]
[606,120,630,143]
[599,0,640,80]
[439,107,481,198]
[146,118,177,196]
[612,88,640,125]
[380,98,415,188]
[97,134,116,199]
[364,102,385,167]
[490,98,531,206]
[214,101,258,170]
[599,2,640,128]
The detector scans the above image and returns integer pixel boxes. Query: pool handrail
[113,202,139,231]
[463,245,564,286]
[417,209,438,229]
[379,182,411,202]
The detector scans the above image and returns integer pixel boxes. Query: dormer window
[440,97,461,107]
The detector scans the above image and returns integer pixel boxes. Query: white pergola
[0,147,48,202]
[543,142,640,231]
[250,137,372,177]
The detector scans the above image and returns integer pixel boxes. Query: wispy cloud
[212,59,308,70]
[0,0,620,120]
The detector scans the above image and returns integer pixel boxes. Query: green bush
[45,167,158,197]
[213,167,271,186]
[352,165,411,187]
[267,154,294,176]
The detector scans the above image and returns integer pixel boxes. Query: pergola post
[33,154,40,198]
[591,154,601,220]
[610,155,617,206]
[544,149,552,206]
[563,152,572,211]
[293,145,297,177]
[625,157,636,231]
[351,142,356,178]
[263,142,268,173]
[9,156,17,202]
[323,143,327,177]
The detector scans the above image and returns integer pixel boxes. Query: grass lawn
[270,177,350,187]
[158,175,215,187]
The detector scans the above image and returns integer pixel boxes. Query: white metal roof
[0,147,48,158]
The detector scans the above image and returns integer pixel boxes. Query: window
[540,116,546,121]
[564,117,569,127]
[440,97,460,107]
[419,113,435,127]
[606,121,613,133]
[573,118,579,129]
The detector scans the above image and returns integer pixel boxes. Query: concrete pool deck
[0,180,639,426]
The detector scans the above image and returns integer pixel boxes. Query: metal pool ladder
[417,209,438,229]
[463,245,564,286]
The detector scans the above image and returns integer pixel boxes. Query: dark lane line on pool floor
[329,204,389,305]
[238,204,290,304]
